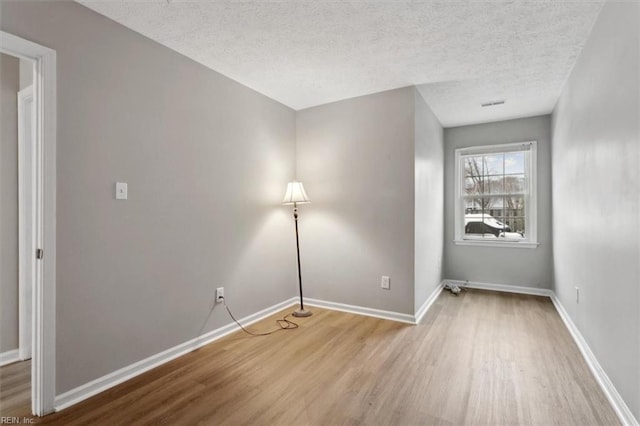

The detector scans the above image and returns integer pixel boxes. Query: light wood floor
[0,359,33,420]
[1,289,619,425]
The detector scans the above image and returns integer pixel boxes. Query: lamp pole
[292,202,311,317]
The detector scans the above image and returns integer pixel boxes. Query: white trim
[446,279,553,297]
[456,141,535,156]
[453,240,539,249]
[18,85,35,362]
[36,35,57,419]
[414,282,445,324]
[1,31,57,416]
[304,298,416,324]
[54,297,298,412]
[0,349,21,367]
[307,282,446,324]
[550,294,638,426]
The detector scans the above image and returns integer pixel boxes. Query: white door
[18,85,35,361]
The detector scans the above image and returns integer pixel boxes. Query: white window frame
[454,141,538,249]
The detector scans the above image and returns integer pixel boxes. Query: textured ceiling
[78,0,604,127]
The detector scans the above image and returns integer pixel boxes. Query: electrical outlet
[216,287,224,303]
[381,276,390,290]
[575,286,580,304]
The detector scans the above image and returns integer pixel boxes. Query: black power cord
[221,297,299,336]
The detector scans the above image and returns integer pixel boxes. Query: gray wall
[414,91,443,311]
[0,53,19,354]
[19,58,32,90]
[551,1,639,418]
[443,116,553,289]
[2,1,297,394]
[296,87,416,314]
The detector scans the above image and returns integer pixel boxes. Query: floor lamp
[283,181,312,317]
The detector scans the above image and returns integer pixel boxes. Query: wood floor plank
[0,289,620,425]
[0,360,33,419]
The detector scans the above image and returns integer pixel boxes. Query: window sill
[454,240,539,249]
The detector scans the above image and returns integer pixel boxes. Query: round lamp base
[292,308,312,317]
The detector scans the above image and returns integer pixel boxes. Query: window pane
[504,195,525,216]
[504,174,526,193]
[503,196,525,236]
[464,197,484,214]
[464,177,482,195]
[464,212,492,238]
[465,211,507,238]
[487,176,504,194]
[483,154,504,176]
[483,196,501,213]
[497,217,507,231]
[505,152,525,174]
[464,156,484,178]
[464,196,501,213]
[503,216,526,237]
[488,201,504,218]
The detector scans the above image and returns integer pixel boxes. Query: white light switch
[115,182,128,200]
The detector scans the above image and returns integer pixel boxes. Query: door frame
[1,31,57,417]
[18,84,35,362]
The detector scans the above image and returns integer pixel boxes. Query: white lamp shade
[282,181,310,204]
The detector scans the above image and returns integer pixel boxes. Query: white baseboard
[306,281,445,325]
[414,281,445,324]
[304,298,416,324]
[0,349,20,367]
[54,297,298,412]
[550,294,638,426]
[446,279,553,297]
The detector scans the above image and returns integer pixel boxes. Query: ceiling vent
[481,100,506,107]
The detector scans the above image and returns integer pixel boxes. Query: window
[454,141,538,248]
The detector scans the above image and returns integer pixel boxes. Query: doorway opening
[0,53,34,418]
[0,31,57,417]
